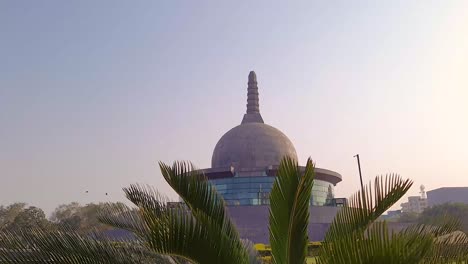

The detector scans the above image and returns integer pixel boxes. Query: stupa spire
[247,71,259,114]
[242,71,264,124]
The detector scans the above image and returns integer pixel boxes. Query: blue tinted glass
[209,177,334,206]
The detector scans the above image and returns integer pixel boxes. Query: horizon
[1,1,467,214]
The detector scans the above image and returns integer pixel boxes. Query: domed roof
[211,71,298,169]
[212,122,298,169]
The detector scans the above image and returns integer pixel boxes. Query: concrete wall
[227,205,340,244]
[227,205,413,244]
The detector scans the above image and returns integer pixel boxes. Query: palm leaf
[421,220,468,264]
[269,157,315,264]
[97,201,148,237]
[143,205,250,264]
[119,170,250,264]
[0,229,168,264]
[318,174,468,263]
[318,221,438,264]
[158,162,249,261]
[318,221,468,264]
[318,174,412,264]
[159,161,241,242]
[325,174,412,240]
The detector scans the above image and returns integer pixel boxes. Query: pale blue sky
[1,1,467,214]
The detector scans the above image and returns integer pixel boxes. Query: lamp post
[354,154,365,195]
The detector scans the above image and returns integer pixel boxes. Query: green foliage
[87,162,254,264]
[10,206,49,230]
[269,157,315,264]
[326,175,413,240]
[317,175,468,264]
[51,202,121,234]
[398,212,420,223]
[1,158,468,264]
[50,202,83,231]
[419,203,468,233]
[0,203,51,232]
[0,203,27,229]
[146,161,250,264]
[0,229,173,263]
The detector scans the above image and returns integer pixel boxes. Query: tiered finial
[242,71,264,124]
[247,71,259,114]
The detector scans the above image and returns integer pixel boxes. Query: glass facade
[210,176,334,206]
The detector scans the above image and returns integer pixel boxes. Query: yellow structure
[254,242,321,263]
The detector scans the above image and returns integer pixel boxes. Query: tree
[419,203,468,233]
[1,158,467,263]
[58,214,82,231]
[10,206,49,230]
[51,202,125,233]
[0,204,51,231]
[317,178,468,264]
[50,202,82,224]
[0,202,27,230]
[79,203,114,233]
[268,158,315,264]
[398,212,420,223]
[396,203,468,233]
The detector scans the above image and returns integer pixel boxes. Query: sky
[1,1,467,214]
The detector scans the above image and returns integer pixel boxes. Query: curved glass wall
[210,176,334,206]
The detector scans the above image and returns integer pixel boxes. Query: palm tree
[0,157,467,263]
[317,177,468,264]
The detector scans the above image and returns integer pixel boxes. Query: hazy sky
[1,1,467,214]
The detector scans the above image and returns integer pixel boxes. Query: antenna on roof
[420,185,426,199]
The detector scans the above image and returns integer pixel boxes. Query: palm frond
[118,174,250,264]
[123,183,169,221]
[0,229,167,264]
[318,221,438,264]
[159,161,241,242]
[318,174,468,263]
[325,174,412,240]
[318,174,412,264]
[318,221,468,264]
[143,205,250,264]
[269,157,315,264]
[432,231,468,263]
[97,202,148,237]
[419,220,468,264]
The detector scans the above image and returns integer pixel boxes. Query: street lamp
[354,154,365,196]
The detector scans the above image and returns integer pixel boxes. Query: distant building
[401,196,428,214]
[427,187,468,206]
[400,185,428,214]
